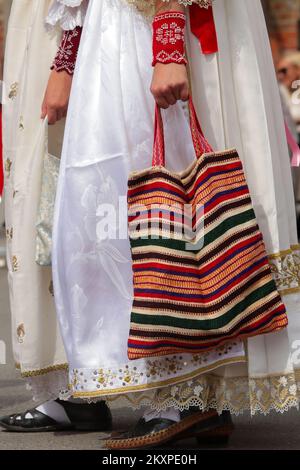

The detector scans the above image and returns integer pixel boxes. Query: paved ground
[0,232,300,450]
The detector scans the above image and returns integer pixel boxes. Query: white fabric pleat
[3,0,68,398]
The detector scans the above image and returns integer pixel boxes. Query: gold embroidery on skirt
[19,116,24,130]
[6,228,13,240]
[5,159,12,177]
[17,324,25,344]
[8,82,18,100]
[70,354,246,398]
[12,256,19,272]
[20,363,69,378]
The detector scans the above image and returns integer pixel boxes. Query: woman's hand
[151,63,189,109]
[41,70,73,125]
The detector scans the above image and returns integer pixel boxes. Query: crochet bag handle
[152,97,213,167]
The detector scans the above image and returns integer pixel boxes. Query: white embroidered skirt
[52,0,300,414]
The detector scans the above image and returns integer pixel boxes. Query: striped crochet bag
[127,98,288,360]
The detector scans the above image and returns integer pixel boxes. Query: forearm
[42,25,83,124]
[155,1,185,14]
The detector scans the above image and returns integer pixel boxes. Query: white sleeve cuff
[45,0,88,31]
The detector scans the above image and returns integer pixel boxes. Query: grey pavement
[0,231,300,450]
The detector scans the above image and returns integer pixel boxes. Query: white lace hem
[105,395,300,417]
[94,370,300,417]
[25,369,69,403]
[45,0,88,31]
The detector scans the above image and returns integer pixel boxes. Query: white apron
[51,0,300,415]
[3,0,68,401]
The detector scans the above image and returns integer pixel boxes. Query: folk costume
[48,0,300,441]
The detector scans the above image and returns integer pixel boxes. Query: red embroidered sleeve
[152,12,187,66]
[51,26,82,75]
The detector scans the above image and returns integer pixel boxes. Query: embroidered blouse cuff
[152,11,187,66]
[51,26,82,75]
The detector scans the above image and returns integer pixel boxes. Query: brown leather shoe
[182,410,234,445]
[105,409,221,450]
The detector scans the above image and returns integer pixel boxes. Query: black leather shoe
[0,409,67,433]
[0,400,112,433]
